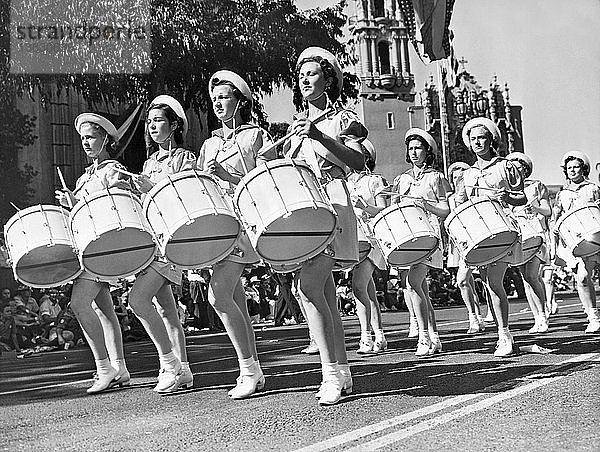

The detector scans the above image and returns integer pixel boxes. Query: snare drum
[515,216,544,265]
[70,189,156,280]
[371,203,439,267]
[555,203,600,257]
[234,159,337,266]
[445,197,519,266]
[143,170,240,268]
[4,205,82,288]
[333,218,372,272]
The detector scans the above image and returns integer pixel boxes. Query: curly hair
[78,122,119,158]
[562,156,590,178]
[144,103,184,155]
[295,55,341,102]
[513,158,533,178]
[405,134,436,167]
[210,80,252,123]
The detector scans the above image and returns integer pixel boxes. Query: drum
[143,170,241,268]
[515,216,544,265]
[555,203,600,257]
[234,159,337,266]
[3,205,82,288]
[70,189,156,280]
[371,203,439,267]
[445,197,519,266]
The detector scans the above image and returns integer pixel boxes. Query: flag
[399,0,455,63]
[442,29,459,88]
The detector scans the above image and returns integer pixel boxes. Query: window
[378,40,391,75]
[387,112,395,129]
[374,0,385,18]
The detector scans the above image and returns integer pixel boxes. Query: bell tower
[350,0,416,181]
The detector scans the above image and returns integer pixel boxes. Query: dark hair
[295,56,341,102]
[210,80,252,123]
[365,154,376,172]
[405,134,435,166]
[144,103,184,155]
[79,121,119,158]
[513,158,532,178]
[562,156,590,178]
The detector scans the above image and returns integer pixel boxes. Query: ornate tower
[350,0,417,181]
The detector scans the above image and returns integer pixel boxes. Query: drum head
[81,228,156,279]
[256,207,336,264]
[164,214,240,268]
[386,235,439,266]
[15,244,81,288]
[572,232,600,257]
[463,230,518,266]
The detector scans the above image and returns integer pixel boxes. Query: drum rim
[371,202,432,227]
[143,169,221,208]
[4,204,71,232]
[555,202,600,229]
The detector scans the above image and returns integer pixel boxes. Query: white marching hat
[297,46,343,100]
[561,150,590,168]
[74,113,118,141]
[362,138,376,162]
[462,117,501,149]
[405,128,438,155]
[447,161,470,174]
[149,95,189,139]
[209,70,253,106]
[506,152,533,174]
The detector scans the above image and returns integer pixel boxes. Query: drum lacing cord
[291,159,320,211]
[193,170,220,216]
[167,175,194,224]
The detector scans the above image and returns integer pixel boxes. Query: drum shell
[143,170,241,268]
[70,189,156,280]
[4,205,82,288]
[234,159,338,266]
[514,216,544,266]
[371,204,439,267]
[556,203,600,257]
[445,197,519,266]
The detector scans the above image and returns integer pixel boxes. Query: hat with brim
[209,70,253,107]
[297,47,343,100]
[448,162,470,174]
[362,138,376,162]
[462,117,501,150]
[149,95,189,139]
[405,128,438,155]
[75,113,118,141]
[506,152,533,174]
[561,150,590,169]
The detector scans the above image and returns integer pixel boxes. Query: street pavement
[1,295,599,451]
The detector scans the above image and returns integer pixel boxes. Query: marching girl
[454,117,526,357]
[553,150,600,333]
[447,162,485,334]
[197,70,275,399]
[284,47,366,405]
[55,114,131,393]
[129,95,195,393]
[506,152,552,333]
[390,128,451,357]
[348,139,389,354]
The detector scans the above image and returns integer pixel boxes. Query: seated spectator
[18,286,39,314]
[46,302,84,349]
[0,306,26,352]
[1,288,11,311]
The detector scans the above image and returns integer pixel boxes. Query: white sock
[95,358,113,376]
[418,331,430,342]
[110,358,127,373]
[429,330,439,343]
[468,313,478,322]
[498,327,511,339]
[321,362,340,382]
[159,351,180,372]
[374,329,385,341]
[360,330,371,342]
[239,356,259,376]
[339,363,351,378]
[181,361,190,372]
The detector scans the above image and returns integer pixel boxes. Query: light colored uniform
[284,105,366,270]
[392,166,451,269]
[198,124,276,265]
[513,179,551,264]
[347,172,387,270]
[457,157,524,265]
[141,147,197,284]
[73,160,131,282]
[555,178,600,269]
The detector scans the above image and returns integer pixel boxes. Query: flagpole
[436,60,449,179]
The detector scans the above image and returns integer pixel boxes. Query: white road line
[299,352,599,452]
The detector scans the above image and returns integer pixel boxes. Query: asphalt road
[1,295,599,451]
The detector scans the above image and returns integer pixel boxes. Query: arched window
[378,40,391,74]
[374,0,385,18]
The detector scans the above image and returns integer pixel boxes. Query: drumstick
[465,185,522,196]
[258,107,334,156]
[111,165,138,178]
[10,202,20,211]
[56,167,73,209]
[379,191,438,203]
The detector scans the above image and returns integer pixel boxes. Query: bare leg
[366,278,383,332]
[405,264,430,334]
[233,280,258,361]
[93,286,126,362]
[154,283,188,362]
[352,259,375,347]
[325,273,348,366]
[484,263,510,329]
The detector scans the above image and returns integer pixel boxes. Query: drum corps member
[284,47,366,405]
[197,70,275,399]
[129,96,195,393]
[506,152,552,334]
[348,139,388,354]
[455,118,526,357]
[447,162,486,334]
[390,128,451,357]
[553,151,600,333]
[55,114,131,393]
